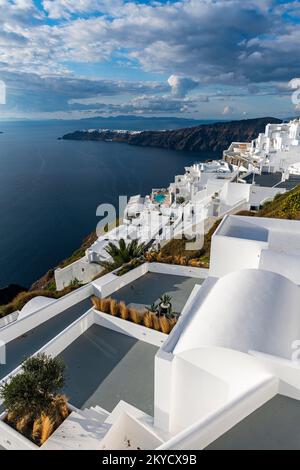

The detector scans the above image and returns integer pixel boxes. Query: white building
[224,119,300,174]
[3,214,300,449]
[55,158,285,290]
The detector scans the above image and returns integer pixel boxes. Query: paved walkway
[0,297,92,381]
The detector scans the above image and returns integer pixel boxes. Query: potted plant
[146,302,159,314]
[0,353,69,447]
[158,294,172,316]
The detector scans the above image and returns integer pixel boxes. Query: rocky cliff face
[62,117,282,153]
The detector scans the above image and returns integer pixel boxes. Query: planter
[0,404,75,450]
[158,302,171,316]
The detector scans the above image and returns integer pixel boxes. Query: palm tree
[99,238,146,271]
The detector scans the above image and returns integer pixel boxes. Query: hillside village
[1,118,300,450]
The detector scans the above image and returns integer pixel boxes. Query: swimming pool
[154,193,166,203]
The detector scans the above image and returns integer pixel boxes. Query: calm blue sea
[0,118,218,288]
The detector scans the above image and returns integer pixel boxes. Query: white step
[82,407,109,422]
[41,410,110,450]
[92,405,110,417]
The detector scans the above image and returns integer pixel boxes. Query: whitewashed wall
[0,284,93,344]
[92,263,149,298]
[157,377,278,450]
[149,263,208,279]
[0,412,38,450]
[55,257,103,291]
[39,309,95,358]
[0,311,19,330]
[209,235,266,278]
[94,311,167,347]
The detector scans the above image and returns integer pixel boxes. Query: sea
[0,117,219,288]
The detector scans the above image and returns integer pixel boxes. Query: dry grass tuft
[143,311,153,329]
[110,298,119,316]
[52,394,69,420]
[159,316,171,334]
[152,315,161,331]
[169,317,178,332]
[32,416,42,442]
[129,308,141,324]
[91,296,102,310]
[40,414,55,445]
[119,301,129,320]
[16,414,31,433]
[100,297,111,313]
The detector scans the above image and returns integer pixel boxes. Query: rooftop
[0,298,92,382]
[59,324,158,415]
[206,395,300,450]
[109,272,203,315]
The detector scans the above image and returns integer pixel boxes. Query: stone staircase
[41,405,111,450]
[42,401,167,450]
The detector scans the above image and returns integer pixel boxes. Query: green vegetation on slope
[238,184,300,220]
[150,220,222,268]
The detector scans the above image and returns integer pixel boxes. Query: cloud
[1,0,299,84]
[0,1,299,118]
[168,75,199,98]
[223,105,235,115]
[42,0,124,19]
[0,70,170,113]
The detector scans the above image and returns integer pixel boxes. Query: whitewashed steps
[82,406,109,422]
[41,408,111,450]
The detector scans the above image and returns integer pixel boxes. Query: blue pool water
[154,194,167,203]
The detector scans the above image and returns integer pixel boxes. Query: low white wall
[92,263,149,298]
[55,257,103,291]
[154,350,174,432]
[94,311,167,347]
[0,412,38,450]
[157,377,278,450]
[0,284,93,345]
[0,309,95,389]
[0,311,19,330]
[149,263,208,279]
[39,309,95,358]
[209,235,266,278]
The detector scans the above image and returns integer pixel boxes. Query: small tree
[99,239,146,271]
[0,353,65,422]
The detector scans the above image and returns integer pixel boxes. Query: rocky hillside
[62,117,282,153]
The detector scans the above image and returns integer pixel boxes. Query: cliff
[61,117,282,153]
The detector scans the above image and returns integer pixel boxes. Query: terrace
[0,297,92,382]
[109,271,204,316]
[58,324,158,415]
[206,395,300,450]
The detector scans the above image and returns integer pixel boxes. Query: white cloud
[168,75,199,98]
[0,1,299,117]
[223,105,235,115]
[42,0,124,19]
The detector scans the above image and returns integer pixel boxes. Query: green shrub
[0,353,65,422]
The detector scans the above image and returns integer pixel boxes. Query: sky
[0,0,300,120]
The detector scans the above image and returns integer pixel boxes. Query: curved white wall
[174,269,300,359]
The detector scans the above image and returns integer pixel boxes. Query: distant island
[61,117,282,153]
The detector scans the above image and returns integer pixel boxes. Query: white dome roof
[19,296,56,318]
[174,269,300,359]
